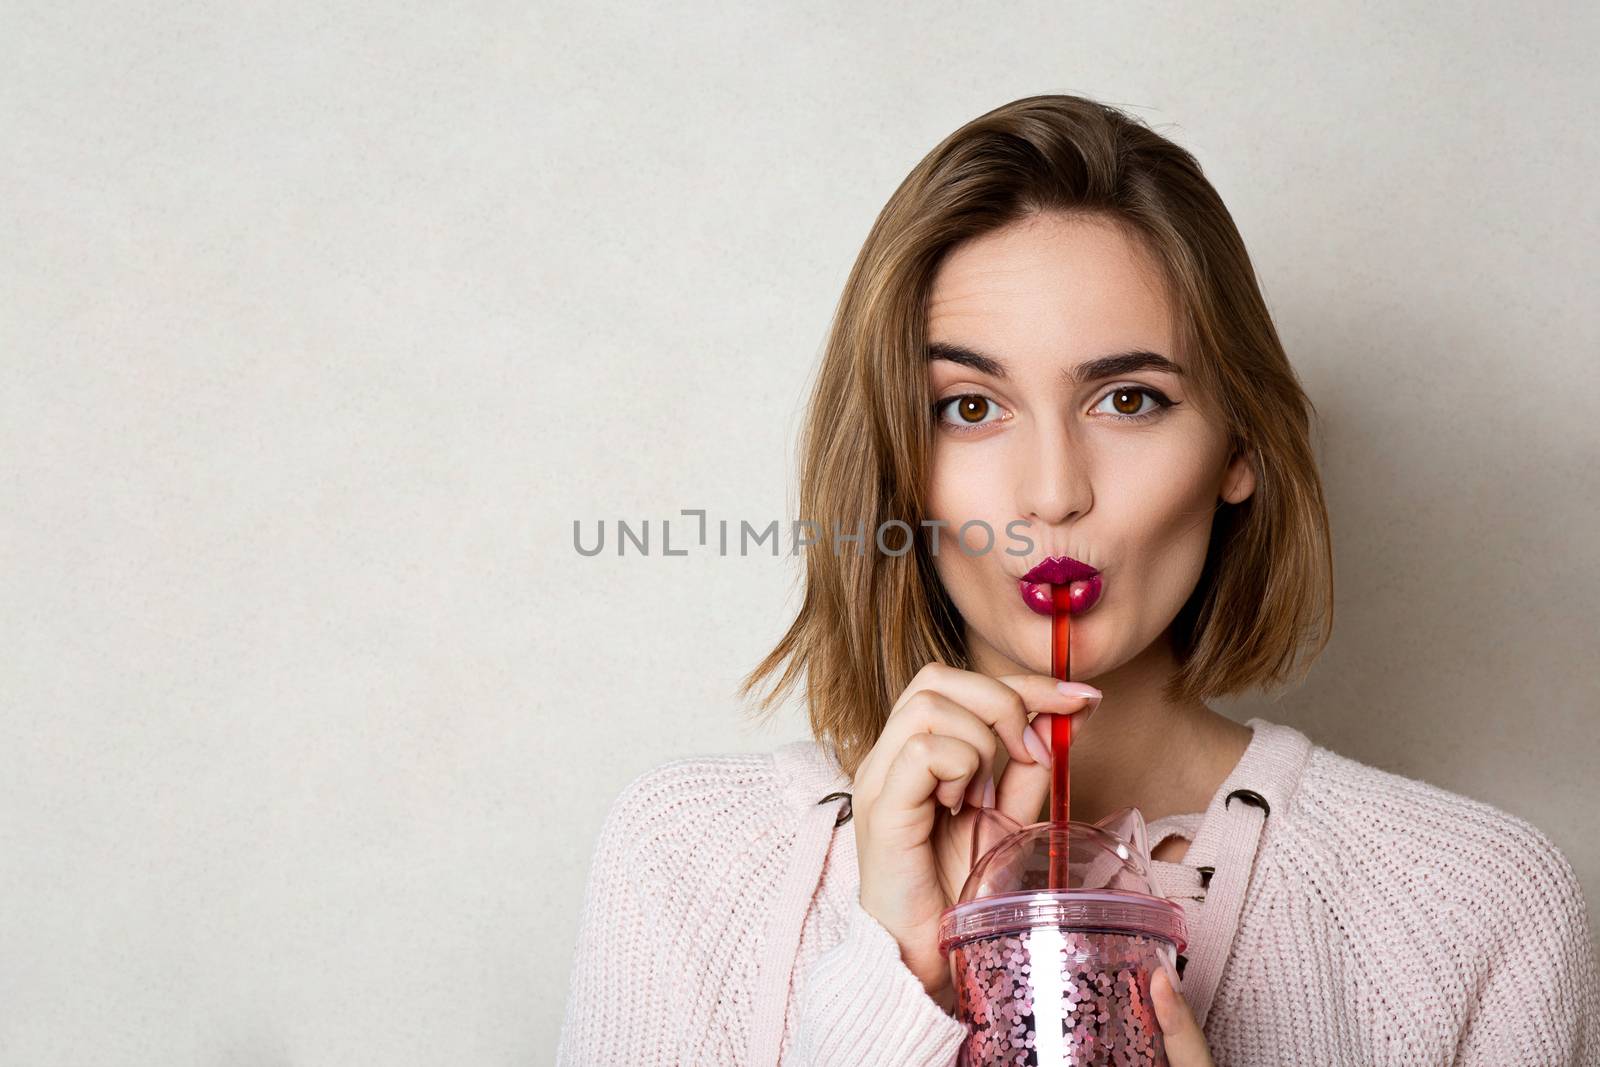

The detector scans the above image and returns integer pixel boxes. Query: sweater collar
[1181,716,1314,854]
[767,716,1315,916]
[771,733,851,812]
[770,715,1313,829]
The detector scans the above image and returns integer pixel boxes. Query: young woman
[556,94,1599,1065]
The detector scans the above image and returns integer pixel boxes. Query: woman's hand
[850,661,1102,1003]
[1151,966,1215,1066]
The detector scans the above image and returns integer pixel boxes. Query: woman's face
[924,211,1255,681]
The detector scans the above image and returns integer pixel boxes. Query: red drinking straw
[1048,582,1072,888]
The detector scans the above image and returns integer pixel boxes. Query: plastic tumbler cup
[937,806,1187,1066]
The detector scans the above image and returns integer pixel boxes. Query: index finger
[992,672,1102,720]
[891,663,1097,769]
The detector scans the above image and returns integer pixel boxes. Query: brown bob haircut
[740,93,1334,780]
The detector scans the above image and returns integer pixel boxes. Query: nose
[1014,421,1092,528]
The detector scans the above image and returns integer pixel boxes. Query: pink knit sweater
[555,717,1600,1064]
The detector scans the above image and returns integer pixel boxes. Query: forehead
[926,213,1178,364]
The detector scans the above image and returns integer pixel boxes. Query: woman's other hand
[850,660,1102,1002]
[1151,966,1216,1066]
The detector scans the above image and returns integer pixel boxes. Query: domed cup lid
[937,805,1187,954]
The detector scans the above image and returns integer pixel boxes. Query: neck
[975,627,1253,826]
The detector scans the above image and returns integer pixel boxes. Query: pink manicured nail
[1024,720,1053,766]
[965,774,986,809]
[1056,681,1102,702]
[981,778,995,808]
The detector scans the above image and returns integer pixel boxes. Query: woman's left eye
[1092,386,1174,421]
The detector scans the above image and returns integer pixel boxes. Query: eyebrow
[926,340,1184,385]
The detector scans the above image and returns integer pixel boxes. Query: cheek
[928,441,985,524]
[927,441,1002,526]
[1110,451,1220,580]
[926,444,1005,585]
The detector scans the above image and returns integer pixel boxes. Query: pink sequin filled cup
[937,807,1187,1066]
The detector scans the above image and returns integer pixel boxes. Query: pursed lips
[1017,555,1103,616]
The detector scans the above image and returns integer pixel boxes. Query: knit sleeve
[790,893,967,1065]
[1451,821,1600,1065]
[554,768,677,1066]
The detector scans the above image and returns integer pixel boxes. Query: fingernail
[982,778,995,808]
[950,797,963,817]
[1023,720,1053,766]
[1056,681,1102,702]
[965,774,986,808]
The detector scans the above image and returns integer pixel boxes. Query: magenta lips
[1018,556,1103,617]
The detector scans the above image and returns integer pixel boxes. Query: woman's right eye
[933,394,1008,431]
